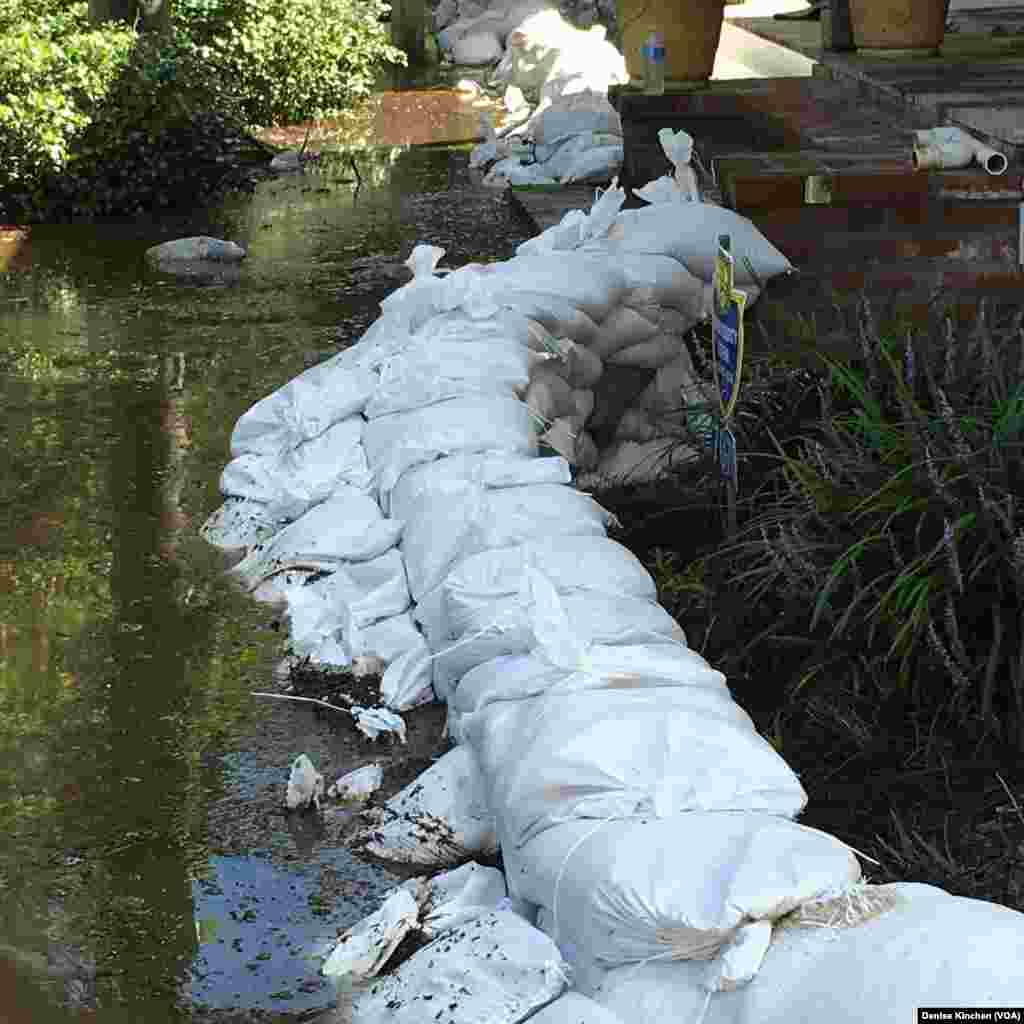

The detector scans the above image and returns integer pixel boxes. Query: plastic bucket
[618,0,726,84]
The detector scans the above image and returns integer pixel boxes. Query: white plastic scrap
[351,705,408,744]
[321,885,420,984]
[327,763,384,802]
[285,753,324,811]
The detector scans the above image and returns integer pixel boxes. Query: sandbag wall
[201,188,1024,1023]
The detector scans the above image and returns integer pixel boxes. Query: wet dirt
[0,105,530,1024]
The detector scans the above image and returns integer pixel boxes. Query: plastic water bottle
[642,32,666,95]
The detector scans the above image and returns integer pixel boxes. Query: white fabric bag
[609,204,792,285]
[512,813,860,985]
[356,612,435,710]
[388,452,572,519]
[592,883,1024,1024]
[229,360,376,457]
[402,483,613,601]
[220,416,374,519]
[464,684,807,849]
[580,243,706,317]
[353,745,498,867]
[424,593,687,702]
[199,498,289,553]
[229,488,403,589]
[420,861,509,938]
[366,334,530,419]
[527,992,626,1024]
[351,910,568,1024]
[363,395,538,497]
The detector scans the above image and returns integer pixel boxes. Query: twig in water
[348,153,363,189]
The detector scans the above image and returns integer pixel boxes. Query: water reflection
[0,135,530,1022]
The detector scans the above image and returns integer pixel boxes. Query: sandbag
[592,883,1024,1023]
[561,343,603,389]
[635,352,699,416]
[527,992,626,1024]
[448,643,729,738]
[352,745,498,867]
[366,334,531,418]
[609,205,792,286]
[559,144,624,185]
[588,306,660,359]
[525,365,577,426]
[540,417,598,469]
[402,482,613,600]
[199,498,289,553]
[220,416,374,519]
[363,395,538,497]
[419,861,509,938]
[529,92,622,145]
[388,452,572,520]
[351,910,568,1024]
[452,28,503,64]
[614,407,659,444]
[579,438,700,487]
[607,333,683,369]
[425,592,687,701]
[229,361,376,457]
[464,683,807,850]
[229,488,403,589]
[356,612,435,710]
[536,131,624,181]
[512,814,859,987]
[570,388,595,427]
[517,297,600,346]
[580,243,706,318]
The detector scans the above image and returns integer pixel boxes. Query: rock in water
[145,236,247,264]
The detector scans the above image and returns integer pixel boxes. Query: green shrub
[712,298,1024,748]
[174,0,407,126]
[0,2,134,192]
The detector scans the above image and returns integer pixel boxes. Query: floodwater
[0,90,530,1024]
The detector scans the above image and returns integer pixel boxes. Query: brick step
[762,229,1020,266]
[746,201,1022,232]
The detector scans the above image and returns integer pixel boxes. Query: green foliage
[0,0,407,220]
[0,2,134,191]
[174,0,407,126]
[715,298,1024,747]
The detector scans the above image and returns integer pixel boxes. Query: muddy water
[0,94,531,1024]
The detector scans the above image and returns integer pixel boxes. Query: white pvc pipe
[912,126,1009,176]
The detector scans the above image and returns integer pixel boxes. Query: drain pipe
[913,126,1009,176]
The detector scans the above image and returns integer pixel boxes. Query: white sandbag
[351,910,568,1024]
[587,306,660,359]
[517,296,601,345]
[609,205,791,286]
[527,992,626,1024]
[363,395,537,497]
[482,251,628,323]
[402,482,613,600]
[229,488,403,589]
[584,245,707,319]
[592,883,1024,1023]
[464,683,807,850]
[579,438,700,487]
[449,643,729,735]
[229,361,377,457]
[452,28,503,64]
[199,498,289,553]
[426,593,686,701]
[525,365,577,427]
[353,745,498,867]
[439,536,657,634]
[607,333,684,369]
[529,92,622,146]
[220,416,374,519]
[365,334,531,418]
[420,861,509,938]
[416,308,542,352]
[513,814,860,987]
[322,886,419,984]
[570,388,595,427]
[483,158,559,188]
[388,452,572,520]
[636,351,698,416]
[574,428,599,470]
[356,613,436,710]
[517,180,626,258]
[536,131,623,181]
[560,144,624,185]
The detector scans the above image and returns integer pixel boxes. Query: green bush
[175,0,407,126]
[0,2,134,191]
[712,299,1024,748]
